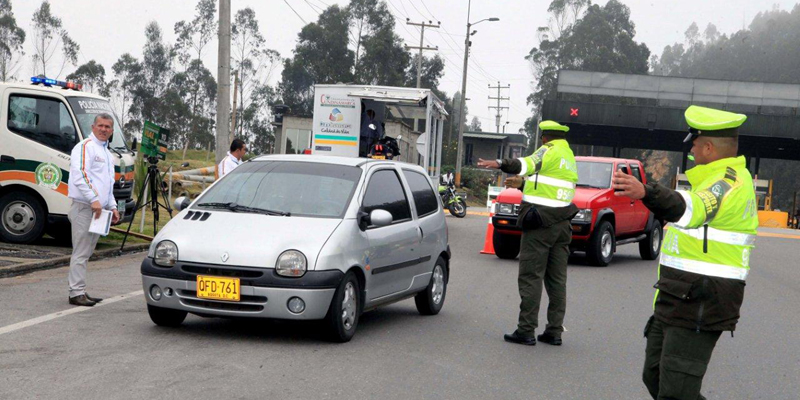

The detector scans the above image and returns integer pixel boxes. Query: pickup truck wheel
[639,223,662,260]
[493,230,520,259]
[0,192,46,244]
[587,221,614,267]
[324,271,360,343]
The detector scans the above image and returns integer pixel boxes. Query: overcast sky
[10,0,799,133]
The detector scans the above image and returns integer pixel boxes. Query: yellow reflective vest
[516,139,578,207]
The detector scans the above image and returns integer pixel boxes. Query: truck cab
[0,77,136,244]
[492,156,664,266]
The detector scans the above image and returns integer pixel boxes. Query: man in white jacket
[218,138,246,178]
[66,113,120,307]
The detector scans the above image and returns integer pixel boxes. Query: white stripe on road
[0,290,143,336]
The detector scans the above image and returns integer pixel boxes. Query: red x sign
[570,108,579,117]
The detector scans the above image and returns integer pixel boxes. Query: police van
[0,77,136,244]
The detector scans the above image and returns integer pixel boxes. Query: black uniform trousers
[517,219,571,337]
[643,316,722,400]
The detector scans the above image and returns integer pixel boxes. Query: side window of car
[616,163,629,175]
[402,170,439,217]
[7,95,80,154]
[362,169,412,223]
[630,164,643,182]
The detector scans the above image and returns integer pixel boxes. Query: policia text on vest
[613,105,757,400]
[478,120,579,346]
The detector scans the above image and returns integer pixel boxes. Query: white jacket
[68,134,117,210]
[218,152,241,178]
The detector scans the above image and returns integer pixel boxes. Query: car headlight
[497,203,515,215]
[154,240,178,267]
[276,250,307,277]
[572,209,592,222]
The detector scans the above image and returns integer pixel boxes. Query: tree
[31,0,79,78]
[108,53,142,137]
[404,54,445,90]
[232,7,281,153]
[524,0,650,151]
[0,0,25,81]
[347,0,392,74]
[174,0,216,67]
[66,60,104,93]
[280,5,355,115]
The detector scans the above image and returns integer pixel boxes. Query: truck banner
[311,86,362,157]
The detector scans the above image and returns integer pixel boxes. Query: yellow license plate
[372,155,386,160]
[196,275,240,302]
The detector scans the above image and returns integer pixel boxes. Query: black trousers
[642,316,722,400]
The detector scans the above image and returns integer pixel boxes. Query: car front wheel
[147,304,187,327]
[587,220,615,266]
[324,271,360,342]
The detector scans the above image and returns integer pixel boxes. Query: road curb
[0,243,150,278]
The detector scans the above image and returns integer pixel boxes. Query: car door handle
[418,226,424,240]
[0,155,15,164]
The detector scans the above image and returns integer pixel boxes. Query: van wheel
[493,231,520,259]
[0,192,46,244]
[639,223,662,260]
[324,271,360,343]
[415,257,448,315]
[147,304,187,327]
[587,221,614,266]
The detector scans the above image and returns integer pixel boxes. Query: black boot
[537,332,562,346]
[504,330,536,346]
[68,294,96,307]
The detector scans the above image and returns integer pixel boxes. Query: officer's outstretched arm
[500,144,551,177]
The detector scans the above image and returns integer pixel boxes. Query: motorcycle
[368,135,401,160]
[439,172,467,218]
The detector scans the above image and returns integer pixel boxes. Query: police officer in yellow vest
[613,106,758,399]
[478,120,579,346]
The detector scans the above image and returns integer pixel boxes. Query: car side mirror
[369,209,392,228]
[131,138,138,155]
[174,196,190,211]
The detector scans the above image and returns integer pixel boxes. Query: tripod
[120,156,173,251]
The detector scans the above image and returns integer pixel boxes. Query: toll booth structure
[310,84,448,181]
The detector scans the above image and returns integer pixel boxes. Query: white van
[0,77,136,244]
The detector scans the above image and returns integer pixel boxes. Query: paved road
[1,215,798,399]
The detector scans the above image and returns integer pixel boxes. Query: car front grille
[180,298,265,312]
[181,265,264,279]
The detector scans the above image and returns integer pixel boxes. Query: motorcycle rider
[360,108,384,157]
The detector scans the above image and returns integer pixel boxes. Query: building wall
[384,121,419,164]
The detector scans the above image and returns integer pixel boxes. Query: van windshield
[576,161,613,189]
[194,161,362,219]
[67,97,128,151]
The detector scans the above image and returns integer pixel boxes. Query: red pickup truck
[491,157,664,266]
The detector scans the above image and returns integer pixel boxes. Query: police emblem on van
[35,163,61,190]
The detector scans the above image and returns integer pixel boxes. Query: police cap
[683,105,746,143]
[539,120,569,137]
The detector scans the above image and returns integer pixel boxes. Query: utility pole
[488,81,510,133]
[215,0,231,165]
[454,0,499,187]
[230,72,239,142]
[405,19,440,89]
[405,19,439,133]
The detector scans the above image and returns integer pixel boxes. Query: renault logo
[221,253,229,263]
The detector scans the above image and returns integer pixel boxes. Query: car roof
[576,156,641,164]
[252,154,424,170]
[0,82,107,100]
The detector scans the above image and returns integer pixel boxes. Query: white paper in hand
[89,209,112,236]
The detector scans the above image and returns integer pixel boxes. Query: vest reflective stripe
[660,254,749,280]
[522,194,572,207]
[526,174,577,189]
[671,225,756,246]
[675,190,694,227]
[518,157,529,175]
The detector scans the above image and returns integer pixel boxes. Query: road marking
[757,232,800,240]
[466,210,491,217]
[0,290,143,336]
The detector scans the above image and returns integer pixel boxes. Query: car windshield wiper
[576,184,609,189]
[108,146,123,158]
[196,202,290,216]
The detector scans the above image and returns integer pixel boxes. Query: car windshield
[194,161,362,218]
[577,161,613,189]
[67,97,128,151]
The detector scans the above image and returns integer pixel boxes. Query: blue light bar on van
[30,76,82,91]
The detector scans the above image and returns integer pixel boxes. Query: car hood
[152,210,342,270]
[572,187,613,209]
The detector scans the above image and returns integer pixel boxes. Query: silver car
[141,155,450,342]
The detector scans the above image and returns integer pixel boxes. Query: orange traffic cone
[480,201,496,255]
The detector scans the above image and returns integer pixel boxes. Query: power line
[283,0,308,24]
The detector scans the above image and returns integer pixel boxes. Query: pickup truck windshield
[67,97,128,151]
[577,161,613,189]
[195,161,362,218]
